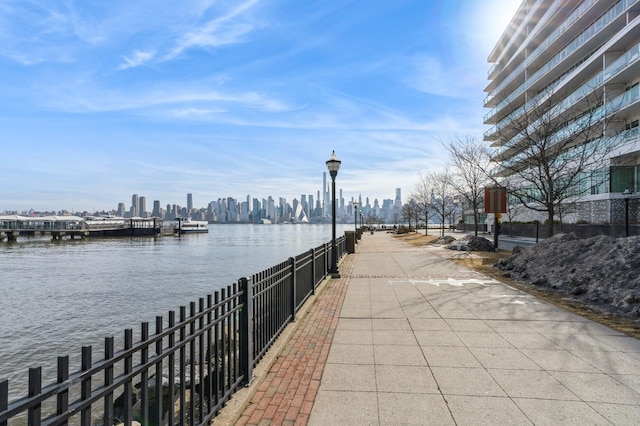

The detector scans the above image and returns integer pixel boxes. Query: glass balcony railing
[487,0,558,78]
[485,0,635,109]
[603,43,640,80]
[498,124,640,174]
[623,126,639,141]
[488,40,640,140]
[485,0,598,106]
[496,84,640,164]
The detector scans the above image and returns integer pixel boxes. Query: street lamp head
[326,150,341,178]
[354,201,358,209]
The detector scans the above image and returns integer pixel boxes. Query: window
[610,166,635,193]
[590,168,609,194]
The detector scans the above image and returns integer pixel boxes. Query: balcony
[485,0,634,113]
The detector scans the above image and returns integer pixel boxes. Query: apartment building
[484,0,640,224]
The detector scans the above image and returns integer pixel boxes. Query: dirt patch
[394,232,439,246]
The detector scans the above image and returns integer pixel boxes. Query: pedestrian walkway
[234,231,640,425]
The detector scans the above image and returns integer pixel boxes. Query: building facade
[485,0,640,224]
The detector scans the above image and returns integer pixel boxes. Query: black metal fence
[0,236,346,426]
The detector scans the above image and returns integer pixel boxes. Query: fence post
[289,257,297,321]
[139,323,149,426]
[239,277,254,386]
[324,243,329,277]
[311,248,316,295]
[103,339,114,426]
[1,379,7,426]
[28,367,41,426]
[123,329,134,426]
[54,357,70,423]
[80,347,92,426]
[155,316,164,425]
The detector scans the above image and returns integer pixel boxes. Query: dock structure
[0,215,161,241]
[0,215,87,241]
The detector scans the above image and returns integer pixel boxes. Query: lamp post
[453,198,459,232]
[326,151,341,278]
[623,188,632,237]
[360,212,364,232]
[353,201,358,242]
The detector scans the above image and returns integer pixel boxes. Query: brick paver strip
[235,254,354,425]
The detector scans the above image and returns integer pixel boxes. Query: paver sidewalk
[235,232,640,425]
[234,246,355,425]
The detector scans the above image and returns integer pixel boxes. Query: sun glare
[481,0,522,50]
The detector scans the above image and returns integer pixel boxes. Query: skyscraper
[139,196,146,217]
[322,171,327,217]
[187,193,193,211]
[131,194,139,217]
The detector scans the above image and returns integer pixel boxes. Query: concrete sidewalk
[236,232,640,425]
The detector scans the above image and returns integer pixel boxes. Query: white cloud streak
[118,50,156,70]
[165,0,260,60]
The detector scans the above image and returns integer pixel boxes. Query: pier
[0,215,87,241]
[0,215,161,241]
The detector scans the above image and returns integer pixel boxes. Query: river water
[0,223,351,400]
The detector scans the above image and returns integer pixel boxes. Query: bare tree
[426,170,455,237]
[412,174,434,235]
[391,212,402,228]
[444,136,492,236]
[401,199,420,232]
[491,87,624,237]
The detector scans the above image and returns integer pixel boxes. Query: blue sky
[0,0,520,212]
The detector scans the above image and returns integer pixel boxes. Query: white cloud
[39,82,292,114]
[166,0,260,59]
[169,107,228,117]
[118,50,156,70]
[405,54,482,99]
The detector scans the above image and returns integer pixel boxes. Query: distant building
[323,172,327,217]
[139,196,146,217]
[131,194,139,217]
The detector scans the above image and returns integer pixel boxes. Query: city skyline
[114,186,400,224]
[3,165,400,214]
[0,1,520,212]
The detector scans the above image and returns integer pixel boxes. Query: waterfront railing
[0,235,346,425]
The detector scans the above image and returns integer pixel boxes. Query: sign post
[484,187,507,250]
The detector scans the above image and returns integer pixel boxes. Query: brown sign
[484,186,507,213]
